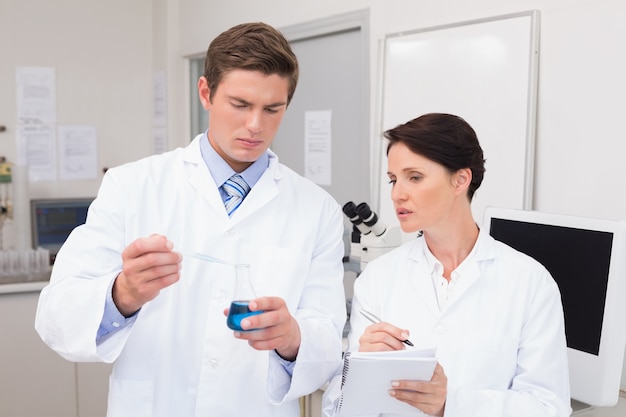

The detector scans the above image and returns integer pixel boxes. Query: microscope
[342,201,402,271]
[0,156,15,251]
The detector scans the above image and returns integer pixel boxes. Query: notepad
[337,348,437,416]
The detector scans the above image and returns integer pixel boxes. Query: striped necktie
[222,174,250,216]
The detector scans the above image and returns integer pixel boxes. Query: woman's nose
[390,181,407,202]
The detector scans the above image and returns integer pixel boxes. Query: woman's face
[387,142,459,234]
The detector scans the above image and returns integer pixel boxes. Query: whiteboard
[375,11,540,228]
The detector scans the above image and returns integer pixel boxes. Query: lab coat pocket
[107,377,154,417]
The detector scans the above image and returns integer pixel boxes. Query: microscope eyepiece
[355,202,386,237]
[342,201,371,235]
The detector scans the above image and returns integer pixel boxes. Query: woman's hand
[388,362,448,416]
[358,322,411,352]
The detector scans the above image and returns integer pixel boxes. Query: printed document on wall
[58,125,98,180]
[16,124,57,182]
[304,110,332,186]
[16,67,57,124]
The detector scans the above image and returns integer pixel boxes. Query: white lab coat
[35,135,347,417]
[323,230,572,417]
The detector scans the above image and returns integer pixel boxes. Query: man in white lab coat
[35,22,347,417]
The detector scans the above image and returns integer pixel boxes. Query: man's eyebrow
[266,101,287,108]
[228,95,286,108]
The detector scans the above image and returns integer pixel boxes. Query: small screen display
[31,199,92,254]
[489,218,613,356]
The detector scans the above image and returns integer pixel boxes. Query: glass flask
[226,263,263,331]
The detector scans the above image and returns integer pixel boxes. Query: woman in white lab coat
[323,113,571,416]
[35,23,347,417]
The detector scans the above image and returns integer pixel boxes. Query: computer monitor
[30,198,93,262]
[483,207,626,408]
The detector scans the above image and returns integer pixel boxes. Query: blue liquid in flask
[226,300,263,331]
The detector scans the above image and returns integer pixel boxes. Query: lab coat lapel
[230,169,279,221]
[408,241,441,318]
[182,139,230,219]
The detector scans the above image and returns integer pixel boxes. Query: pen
[359,309,414,347]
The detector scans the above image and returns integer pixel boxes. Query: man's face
[198,69,290,172]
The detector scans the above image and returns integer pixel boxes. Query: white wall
[4,0,623,224]
[0,0,153,248]
[176,0,626,222]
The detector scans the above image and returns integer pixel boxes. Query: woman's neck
[424,215,480,280]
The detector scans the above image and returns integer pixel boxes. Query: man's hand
[224,297,301,361]
[113,234,182,317]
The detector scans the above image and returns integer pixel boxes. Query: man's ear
[198,76,212,110]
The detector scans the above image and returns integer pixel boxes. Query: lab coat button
[435,325,445,334]
[214,291,226,302]
[209,358,219,368]
[224,229,235,237]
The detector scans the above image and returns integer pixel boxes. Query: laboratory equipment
[226,263,263,331]
[0,156,14,250]
[343,201,402,270]
[483,207,626,410]
[30,198,93,263]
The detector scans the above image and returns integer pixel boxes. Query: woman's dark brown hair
[384,113,486,201]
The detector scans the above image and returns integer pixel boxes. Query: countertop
[0,272,49,293]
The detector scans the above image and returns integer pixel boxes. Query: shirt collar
[199,130,269,188]
[421,226,483,280]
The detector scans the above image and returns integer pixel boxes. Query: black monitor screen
[31,198,92,254]
[489,218,613,356]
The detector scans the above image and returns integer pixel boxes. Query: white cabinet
[0,286,111,417]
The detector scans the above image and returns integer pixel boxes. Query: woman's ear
[453,168,472,193]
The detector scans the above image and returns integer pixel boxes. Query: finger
[359,326,406,351]
[122,251,181,282]
[248,296,284,312]
[372,322,411,345]
[390,365,447,415]
[123,235,181,274]
[241,297,289,330]
[122,235,174,260]
[239,305,288,333]
[433,362,446,378]
[235,315,299,357]
[246,334,283,351]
